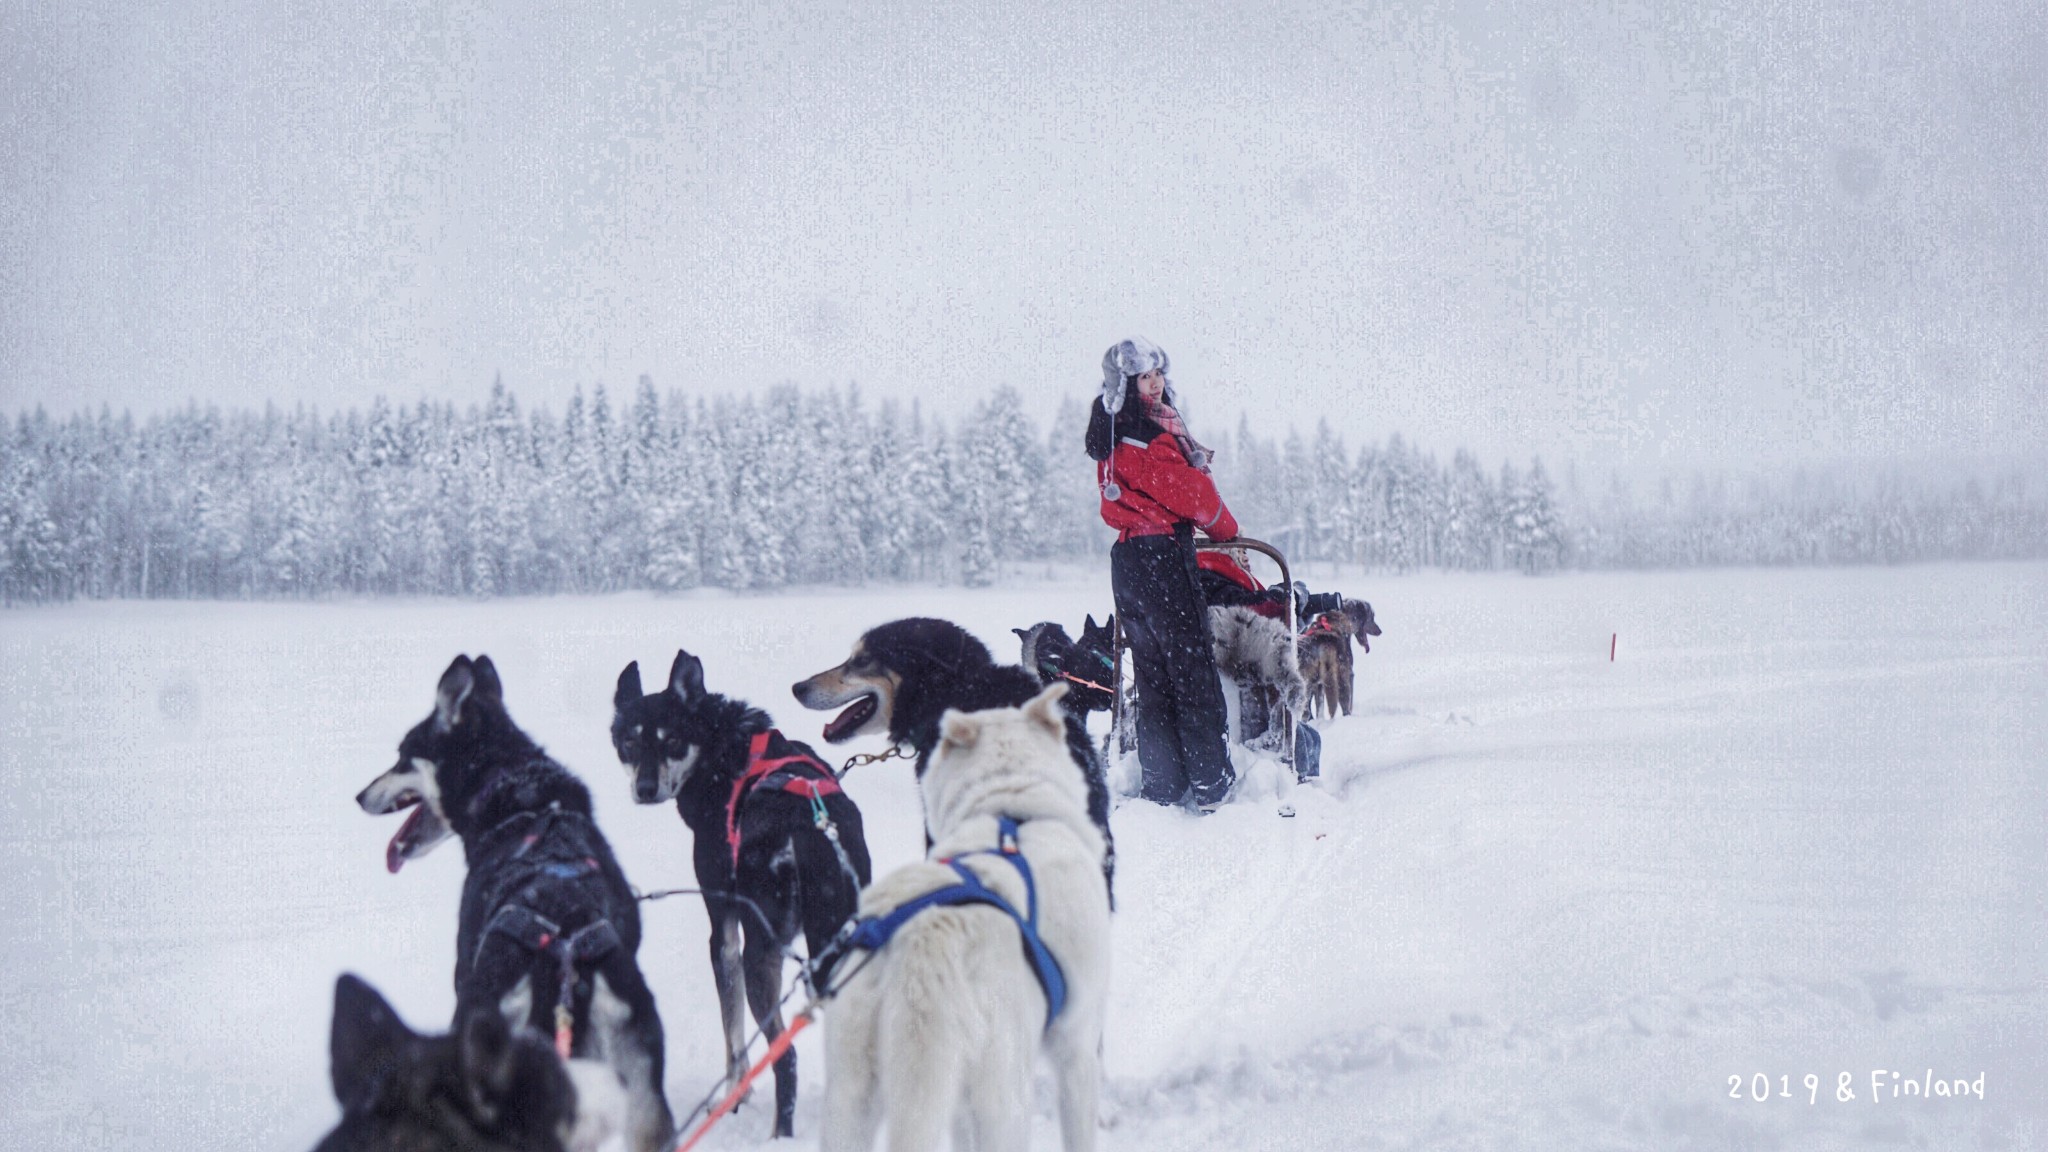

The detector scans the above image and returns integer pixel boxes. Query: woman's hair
[1085,378,1149,461]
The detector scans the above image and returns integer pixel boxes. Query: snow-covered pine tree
[1,415,69,603]
[978,387,1043,563]
[793,386,869,585]
[698,398,750,590]
[1310,419,1352,568]
[1435,449,1478,570]
[1039,397,1101,561]
[1276,427,1311,560]
[0,425,19,603]
[897,402,952,582]
[949,428,996,587]
[862,399,916,582]
[642,388,704,592]
[1348,444,1387,569]
[1224,414,1282,542]
[1414,448,1449,569]
[1497,459,1529,572]
[354,396,403,594]
[605,376,664,589]
[477,378,539,593]
[261,414,322,596]
[731,396,787,589]
[1519,457,1565,573]
[1381,434,1424,572]
[555,387,598,590]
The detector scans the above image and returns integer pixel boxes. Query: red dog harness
[727,730,843,870]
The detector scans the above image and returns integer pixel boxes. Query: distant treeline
[3,381,2043,603]
[1213,421,2048,575]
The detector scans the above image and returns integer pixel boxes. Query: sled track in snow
[1081,975,2040,1151]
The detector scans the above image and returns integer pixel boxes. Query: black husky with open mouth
[611,648,871,1140]
[792,616,1114,902]
[356,655,674,1152]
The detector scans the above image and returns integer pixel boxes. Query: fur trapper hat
[1099,337,1177,415]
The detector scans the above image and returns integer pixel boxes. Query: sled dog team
[319,616,1115,1152]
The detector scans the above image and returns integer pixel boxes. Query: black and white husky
[1013,615,1118,717]
[313,973,625,1152]
[792,617,1114,902]
[612,649,872,1139]
[356,655,674,1152]
[1018,608,1308,762]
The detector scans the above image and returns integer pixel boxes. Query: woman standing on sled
[1086,337,1239,812]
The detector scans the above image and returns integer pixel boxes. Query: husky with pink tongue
[356,654,676,1152]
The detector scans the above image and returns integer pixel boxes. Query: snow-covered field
[3,563,2043,1151]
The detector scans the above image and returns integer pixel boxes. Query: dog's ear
[615,661,644,708]
[667,649,706,702]
[470,655,504,703]
[1023,682,1069,737]
[938,708,982,750]
[1012,627,1031,640]
[330,974,412,1111]
[459,1007,518,1124]
[434,657,476,732]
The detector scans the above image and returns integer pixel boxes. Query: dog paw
[718,1072,756,1110]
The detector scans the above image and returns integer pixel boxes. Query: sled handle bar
[1196,537,1296,635]
[1108,536,1295,769]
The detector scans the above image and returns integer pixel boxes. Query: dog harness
[842,816,1068,1029]
[473,807,622,1060]
[480,904,621,1058]
[728,730,844,870]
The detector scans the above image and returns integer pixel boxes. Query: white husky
[823,683,1111,1152]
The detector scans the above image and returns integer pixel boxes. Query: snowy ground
[3,563,2044,1151]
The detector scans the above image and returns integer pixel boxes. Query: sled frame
[1108,536,1296,772]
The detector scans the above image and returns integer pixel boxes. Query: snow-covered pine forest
[3,378,2043,604]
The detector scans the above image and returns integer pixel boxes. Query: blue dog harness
[842,816,1067,1029]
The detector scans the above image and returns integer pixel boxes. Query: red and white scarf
[1142,395,1214,473]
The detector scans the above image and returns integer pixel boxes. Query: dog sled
[1105,536,1313,778]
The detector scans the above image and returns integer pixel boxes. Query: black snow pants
[1112,526,1235,807]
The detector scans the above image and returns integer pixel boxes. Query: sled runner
[1106,536,1307,776]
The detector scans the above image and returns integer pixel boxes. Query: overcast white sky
[3,0,2043,473]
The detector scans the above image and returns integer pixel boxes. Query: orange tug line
[672,1012,816,1152]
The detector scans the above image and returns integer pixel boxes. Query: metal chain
[835,742,913,780]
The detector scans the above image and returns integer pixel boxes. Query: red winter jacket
[1098,432,1239,542]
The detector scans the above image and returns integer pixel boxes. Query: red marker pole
[1610,633,1616,662]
